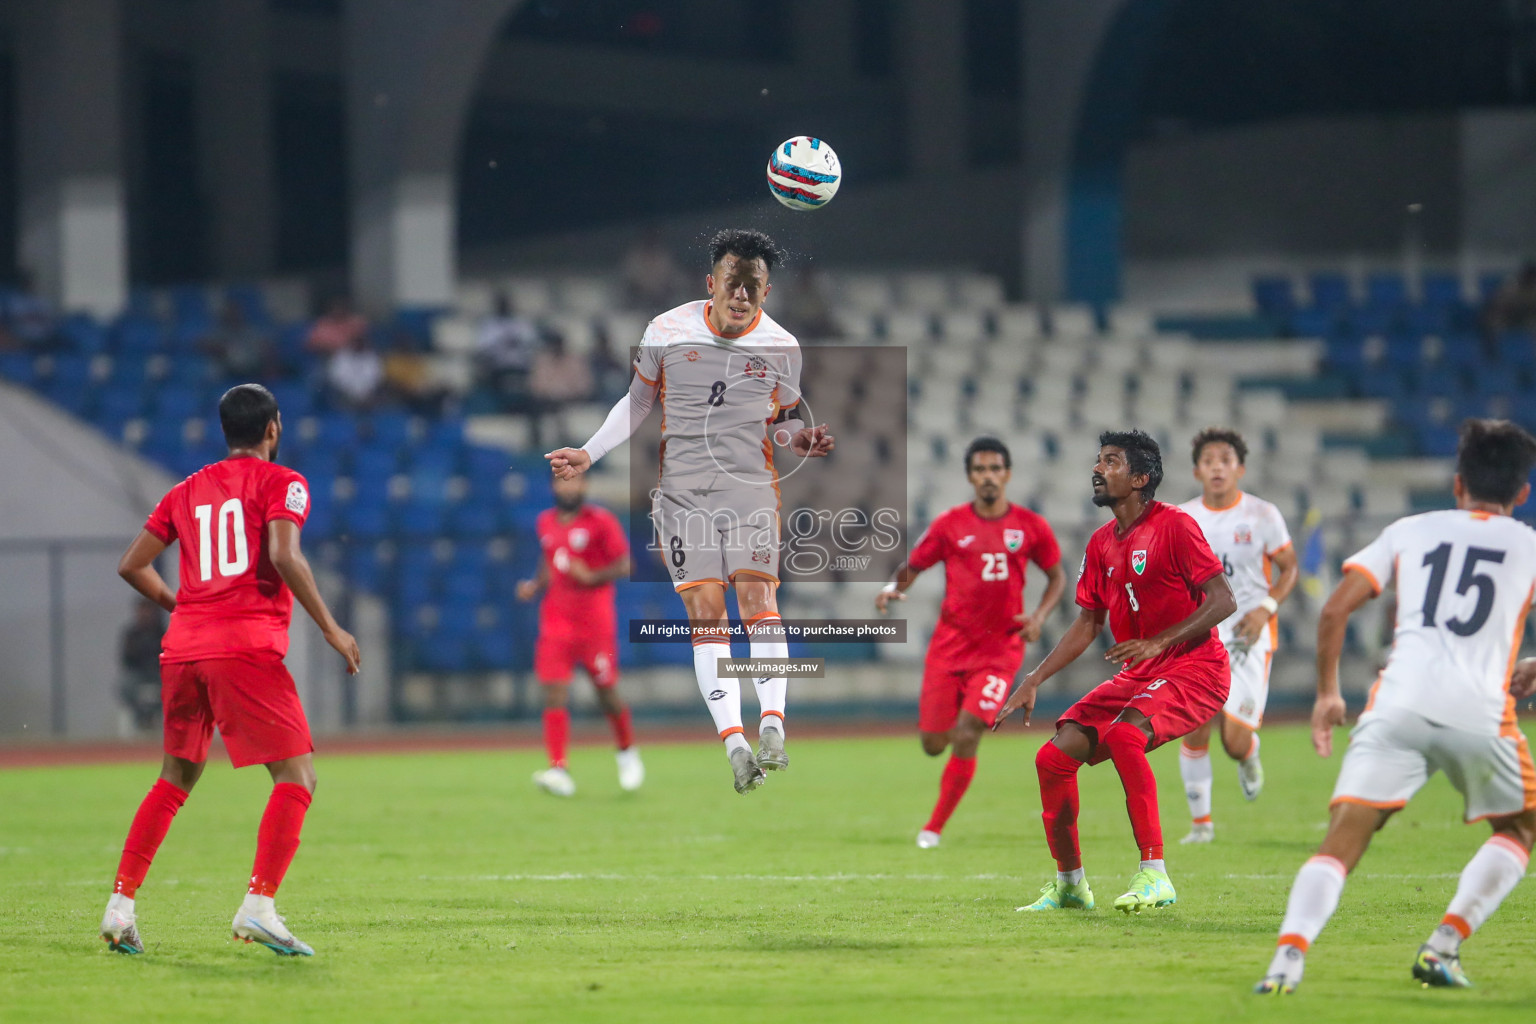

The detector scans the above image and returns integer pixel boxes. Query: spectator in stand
[326,331,385,411]
[1482,261,1536,337]
[201,299,277,379]
[3,270,61,352]
[530,330,594,411]
[381,327,449,415]
[475,291,541,409]
[589,321,630,405]
[621,228,683,310]
[119,598,166,734]
[306,295,370,357]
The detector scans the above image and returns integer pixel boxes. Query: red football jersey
[1075,501,1226,674]
[908,502,1062,668]
[144,457,311,663]
[535,503,627,639]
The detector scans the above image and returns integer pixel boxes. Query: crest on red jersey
[569,528,589,551]
[1004,529,1024,552]
[1131,549,1148,575]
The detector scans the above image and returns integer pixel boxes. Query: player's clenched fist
[324,626,362,675]
[874,586,905,615]
[1511,657,1536,700]
[545,447,592,480]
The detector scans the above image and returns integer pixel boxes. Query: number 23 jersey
[1344,509,1536,734]
[144,457,311,663]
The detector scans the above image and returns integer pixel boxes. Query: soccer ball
[767,137,841,211]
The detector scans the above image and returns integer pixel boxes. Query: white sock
[240,892,275,914]
[1140,859,1166,874]
[1267,855,1347,979]
[691,633,742,743]
[747,613,788,729]
[108,892,135,915]
[1243,732,1262,765]
[1057,867,1085,886]
[1428,835,1529,954]
[1179,742,1213,823]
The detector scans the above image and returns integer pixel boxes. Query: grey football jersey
[634,300,803,492]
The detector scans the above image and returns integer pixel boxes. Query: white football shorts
[652,484,781,591]
[1221,630,1274,731]
[1331,707,1536,822]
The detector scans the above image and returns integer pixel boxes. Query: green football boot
[1018,878,1095,912]
[1112,868,1177,914]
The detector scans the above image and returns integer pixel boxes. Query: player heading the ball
[1256,419,1536,995]
[101,384,361,958]
[876,436,1066,849]
[545,229,834,794]
[994,429,1235,915]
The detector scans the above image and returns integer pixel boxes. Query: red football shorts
[919,656,1020,733]
[534,633,619,687]
[1059,653,1231,764]
[161,653,314,768]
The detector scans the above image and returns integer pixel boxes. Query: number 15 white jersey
[1344,509,1536,735]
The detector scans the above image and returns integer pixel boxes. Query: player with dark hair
[1176,427,1298,842]
[1256,419,1536,993]
[545,229,834,794]
[996,429,1235,913]
[877,436,1067,848]
[517,472,643,796]
[100,384,360,957]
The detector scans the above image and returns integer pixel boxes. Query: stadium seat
[342,542,390,594]
[114,317,166,356]
[315,413,361,449]
[0,353,37,385]
[151,386,204,423]
[395,499,448,538]
[60,314,109,355]
[341,501,390,542]
[1364,272,1407,310]
[1420,271,1463,309]
[1307,271,1351,311]
[352,446,401,484]
[1251,276,1295,317]
[363,412,414,448]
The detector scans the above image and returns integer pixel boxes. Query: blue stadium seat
[363,412,413,449]
[441,565,488,605]
[0,353,37,385]
[284,444,346,481]
[302,501,337,540]
[342,542,390,594]
[471,625,516,670]
[1290,307,1340,338]
[60,314,109,355]
[1494,332,1536,370]
[1308,272,1351,312]
[95,388,146,429]
[1419,424,1461,457]
[1478,271,1506,304]
[447,500,501,538]
[1364,272,1407,310]
[419,418,464,448]
[352,446,401,484]
[341,501,390,541]
[395,499,447,537]
[152,386,204,422]
[170,285,212,327]
[1251,276,1295,317]
[1421,272,1463,309]
[114,317,166,356]
[224,284,270,326]
[315,413,360,449]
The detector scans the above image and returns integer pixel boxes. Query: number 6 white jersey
[1344,509,1536,734]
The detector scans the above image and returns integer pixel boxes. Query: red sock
[1036,742,1083,871]
[114,779,189,897]
[924,754,977,833]
[1102,721,1164,861]
[544,707,570,768]
[607,706,634,751]
[248,783,312,897]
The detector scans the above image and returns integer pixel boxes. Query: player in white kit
[1177,429,1297,842]
[545,229,834,794]
[1256,419,1536,994]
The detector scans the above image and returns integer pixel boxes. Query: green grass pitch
[2,722,1533,1023]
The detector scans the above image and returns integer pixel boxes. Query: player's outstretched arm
[569,554,633,586]
[788,423,835,458]
[1312,568,1376,756]
[1106,573,1237,666]
[268,519,361,675]
[117,530,176,612]
[995,605,1106,729]
[875,560,922,615]
[548,373,659,480]
[515,558,550,602]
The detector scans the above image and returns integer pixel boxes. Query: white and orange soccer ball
[766,137,841,211]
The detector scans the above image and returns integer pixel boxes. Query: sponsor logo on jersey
[751,546,772,565]
[569,528,589,551]
[1004,529,1024,552]
[285,481,308,514]
[1131,549,1148,575]
[707,689,727,700]
[1234,524,1253,545]
[686,350,700,361]
[674,567,687,580]
[744,354,769,378]
[957,535,975,548]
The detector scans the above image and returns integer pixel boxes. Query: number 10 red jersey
[144,457,311,663]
